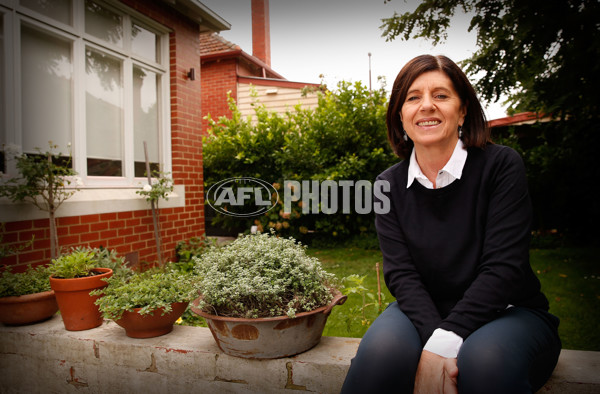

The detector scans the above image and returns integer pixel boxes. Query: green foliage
[92,265,197,321]
[174,236,217,273]
[193,231,337,319]
[0,144,78,210]
[0,143,79,258]
[341,274,385,327]
[72,246,132,279]
[136,170,174,206]
[529,247,600,351]
[48,246,131,279]
[491,118,600,242]
[49,250,96,279]
[380,0,600,119]
[203,81,396,243]
[308,247,392,338]
[0,265,52,297]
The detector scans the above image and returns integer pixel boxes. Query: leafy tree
[381,1,600,243]
[380,0,600,119]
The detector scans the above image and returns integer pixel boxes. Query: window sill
[0,185,185,222]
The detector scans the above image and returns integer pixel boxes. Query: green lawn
[310,246,600,351]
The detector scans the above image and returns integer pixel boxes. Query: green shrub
[203,81,396,244]
[0,265,52,297]
[92,265,196,321]
[174,236,216,273]
[193,231,337,318]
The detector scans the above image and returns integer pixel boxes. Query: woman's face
[400,70,466,151]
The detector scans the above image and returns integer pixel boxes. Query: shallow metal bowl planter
[191,292,347,359]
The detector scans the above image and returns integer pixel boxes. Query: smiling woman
[341,55,562,394]
[400,70,466,182]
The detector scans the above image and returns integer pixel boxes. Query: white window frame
[0,0,183,221]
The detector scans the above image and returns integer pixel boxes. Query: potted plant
[48,247,124,331]
[0,265,58,325]
[191,230,346,359]
[92,266,196,338]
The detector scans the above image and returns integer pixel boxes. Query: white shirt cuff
[423,328,463,358]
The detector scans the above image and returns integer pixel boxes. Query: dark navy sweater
[375,144,549,344]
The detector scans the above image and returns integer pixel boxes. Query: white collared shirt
[407,138,468,358]
[407,138,468,189]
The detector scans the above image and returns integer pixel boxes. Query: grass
[311,246,600,351]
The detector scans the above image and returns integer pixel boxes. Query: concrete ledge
[0,315,359,393]
[0,315,598,393]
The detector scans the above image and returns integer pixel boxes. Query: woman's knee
[456,308,561,393]
[341,304,422,393]
[354,304,422,365]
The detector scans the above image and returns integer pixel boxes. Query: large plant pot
[191,292,347,359]
[0,290,58,325]
[50,268,112,331]
[114,302,189,338]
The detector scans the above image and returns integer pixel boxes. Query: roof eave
[160,0,231,32]
[201,49,286,80]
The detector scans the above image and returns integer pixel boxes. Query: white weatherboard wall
[1,315,599,393]
[237,83,319,121]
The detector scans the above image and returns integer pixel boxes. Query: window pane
[133,66,159,177]
[20,0,72,26]
[85,47,123,176]
[85,0,122,47]
[132,23,158,63]
[21,25,72,154]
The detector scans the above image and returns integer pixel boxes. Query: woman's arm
[439,146,536,338]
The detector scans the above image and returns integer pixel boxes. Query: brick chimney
[251,0,271,67]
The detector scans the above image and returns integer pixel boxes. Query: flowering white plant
[136,171,173,204]
[193,230,337,318]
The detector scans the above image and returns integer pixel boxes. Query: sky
[200,0,509,120]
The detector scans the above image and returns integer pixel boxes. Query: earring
[403,131,408,142]
[458,125,463,139]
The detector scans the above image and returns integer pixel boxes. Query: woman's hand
[414,350,458,394]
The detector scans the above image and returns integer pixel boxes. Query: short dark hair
[386,55,490,158]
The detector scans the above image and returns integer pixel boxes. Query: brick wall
[0,0,205,271]
[200,58,238,132]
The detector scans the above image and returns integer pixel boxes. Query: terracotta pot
[191,291,347,359]
[50,268,112,331]
[114,301,189,338]
[0,290,58,325]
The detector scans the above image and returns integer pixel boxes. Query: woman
[341,55,561,394]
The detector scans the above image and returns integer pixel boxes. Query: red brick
[5,221,32,231]
[91,222,109,232]
[118,211,133,220]
[57,216,80,226]
[80,232,100,243]
[80,214,100,224]
[70,224,90,234]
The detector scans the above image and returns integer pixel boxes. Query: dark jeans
[341,302,561,394]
